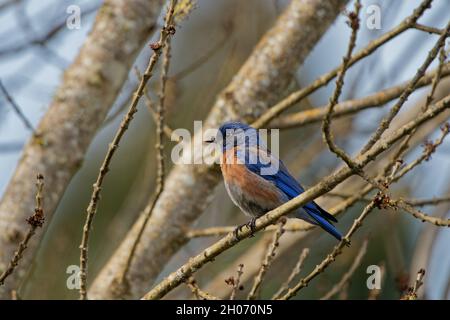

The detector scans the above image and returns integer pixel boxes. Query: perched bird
[206,121,342,240]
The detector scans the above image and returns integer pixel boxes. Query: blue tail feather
[306,210,342,240]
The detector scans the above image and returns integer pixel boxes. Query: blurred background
[0,0,449,299]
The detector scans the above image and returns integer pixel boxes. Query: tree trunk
[0,0,164,298]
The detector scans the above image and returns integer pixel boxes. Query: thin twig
[320,238,369,300]
[270,63,450,129]
[389,47,447,163]
[393,122,450,180]
[187,277,219,300]
[401,268,426,300]
[322,0,361,169]
[272,248,310,300]
[326,192,450,207]
[229,264,244,300]
[133,67,177,140]
[279,202,377,300]
[413,23,443,35]
[0,79,36,135]
[248,219,286,300]
[118,33,173,287]
[78,0,178,300]
[0,174,44,286]
[393,200,450,227]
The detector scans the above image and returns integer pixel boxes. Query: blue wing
[242,147,342,240]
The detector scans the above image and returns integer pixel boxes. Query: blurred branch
[270,63,450,129]
[0,80,36,135]
[247,219,286,300]
[252,0,434,128]
[326,192,450,207]
[90,0,350,299]
[279,202,375,300]
[272,248,309,300]
[171,21,232,81]
[0,3,100,58]
[320,238,368,300]
[359,20,450,154]
[186,277,219,300]
[229,264,244,300]
[0,0,19,12]
[401,269,426,300]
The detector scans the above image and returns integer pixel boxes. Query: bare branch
[0,174,44,286]
[279,202,376,300]
[0,80,36,135]
[117,33,173,291]
[229,264,244,300]
[393,200,450,227]
[78,0,178,300]
[320,238,368,300]
[401,269,426,300]
[248,219,286,300]
[272,248,310,300]
[270,63,450,129]
[360,21,450,154]
[187,277,219,300]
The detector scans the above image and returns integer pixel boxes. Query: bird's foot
[233,217,257,240]
[247,217,257,237]
[233,224,245,241]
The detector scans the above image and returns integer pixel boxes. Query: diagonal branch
[269,63,450,129]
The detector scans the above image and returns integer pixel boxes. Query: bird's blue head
[206,121,261,152]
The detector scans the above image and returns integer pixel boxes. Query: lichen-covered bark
[90,0,349,299]
[0,0,164,298]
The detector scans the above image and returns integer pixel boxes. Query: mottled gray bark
[90,0,349,299]
[0,0,164,298]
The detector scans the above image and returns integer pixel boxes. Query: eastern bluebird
[206,121,342,240]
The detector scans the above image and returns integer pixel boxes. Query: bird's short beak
[204,137,215,144]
